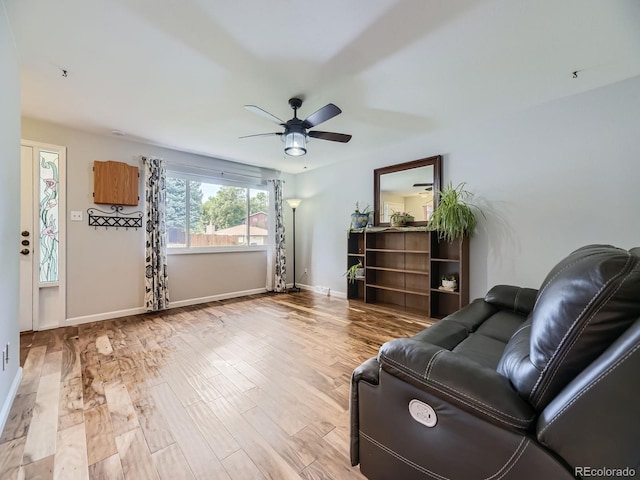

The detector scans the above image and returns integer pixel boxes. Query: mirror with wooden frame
[374,155,442,226]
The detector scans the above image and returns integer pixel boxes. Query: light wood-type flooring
[0,291,432,479]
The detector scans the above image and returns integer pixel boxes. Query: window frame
[165,168,269,255]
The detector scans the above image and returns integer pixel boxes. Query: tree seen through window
[166,176,269,248]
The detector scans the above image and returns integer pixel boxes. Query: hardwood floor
[1,291,433,480]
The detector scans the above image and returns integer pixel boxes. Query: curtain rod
[142,156,277,182]
[169,164,277,182]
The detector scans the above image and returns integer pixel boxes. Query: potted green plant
[427,182,483,242]
[390,210,414,227]
[344,260,365,283]
[351,202,371,229]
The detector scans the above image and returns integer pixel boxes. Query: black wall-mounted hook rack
[87,205,143,230]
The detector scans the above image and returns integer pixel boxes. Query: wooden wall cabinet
[347,228,469,319]
[93,160,139,206]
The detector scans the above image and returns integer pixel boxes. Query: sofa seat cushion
[405,289,531,370]
[453,332,512,369]
[446,309,528,369]
[476,311,528,343]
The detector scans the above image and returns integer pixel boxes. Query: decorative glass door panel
[39,150,60,284]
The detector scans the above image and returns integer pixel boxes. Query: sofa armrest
[484,285,538,316]
[352,356,380,386]
[350,357,380,466]
[378,338,536,433]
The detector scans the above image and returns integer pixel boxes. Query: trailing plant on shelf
[427,182,483,242]
[344,260,365,284]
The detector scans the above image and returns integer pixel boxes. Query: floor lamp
[286,198,302,293]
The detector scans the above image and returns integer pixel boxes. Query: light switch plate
[71,211,83,221]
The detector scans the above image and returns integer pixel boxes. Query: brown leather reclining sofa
[350,245,640,480]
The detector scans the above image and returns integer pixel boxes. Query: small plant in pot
[344,260,365,284]
[440,273,458,291]
[427,182,483,242]
[389,210,414,227]
[351,202,371,229]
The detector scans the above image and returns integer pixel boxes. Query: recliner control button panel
[409,399,437,427]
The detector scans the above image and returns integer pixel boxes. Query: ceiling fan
[414,182,434,198]
[240,98,352,156]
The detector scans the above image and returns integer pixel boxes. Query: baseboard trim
[58,286,320,328]
[0,367,23,435]
[291,283,347,299]
[168,288,268,308]
[61,307,148,329]
[63,289,268,326]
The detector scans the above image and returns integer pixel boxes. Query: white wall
[295,76,640,300]
[0,1,22,429]
[17,76,639,323]
[21,118,294,324]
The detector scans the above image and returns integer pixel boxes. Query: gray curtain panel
[267,179,287,292]
[143,156,169,311]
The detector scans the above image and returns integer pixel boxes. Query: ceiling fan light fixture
[284,131,307,156]
[243,98,350,156]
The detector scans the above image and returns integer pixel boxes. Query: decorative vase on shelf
[351,202,371,229]
[351,212,369,228]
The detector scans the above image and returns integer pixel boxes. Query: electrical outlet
[316,285,330,295]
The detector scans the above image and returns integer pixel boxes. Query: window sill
[168,245,268,255]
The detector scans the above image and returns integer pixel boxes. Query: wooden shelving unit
[347,230,366,301]
[365,229,430,315]
[429,235,469,319]
[347,228,468,319]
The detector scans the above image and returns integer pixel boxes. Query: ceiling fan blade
[244,105,285,125]
[413,183,433,187]
[308,130,352,143]
[303,103,342,128]
[239,132,283,139]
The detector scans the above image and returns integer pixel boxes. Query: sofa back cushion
[498,245,640,410]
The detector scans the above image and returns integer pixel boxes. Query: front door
[19,145,34,332]
[19,141,66,332]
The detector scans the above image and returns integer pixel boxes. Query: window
[166,173,269,250]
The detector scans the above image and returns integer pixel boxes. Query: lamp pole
[286,199,302,293]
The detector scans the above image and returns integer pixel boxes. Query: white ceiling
[5,0,640,174]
